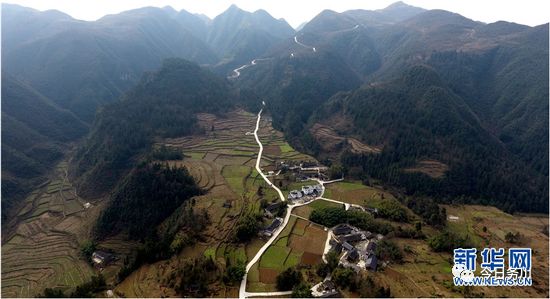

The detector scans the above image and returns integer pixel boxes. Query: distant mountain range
[233,3,549,212]
[1,1,548,221]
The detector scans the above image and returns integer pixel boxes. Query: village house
[313,184,323,193]
[342,241,354,252]
[264,202,282,218]
[333,224,353,235]
[260,217,283,237]
[315,280,338,298]
[338,233,363,244]
[288,190,303,200]
[347,248,359,262]
[365,255,378,271]
[363,231,373,239]
[302,185,315,195]
[92,251,113,267]
[366,240,377,254]
[329,239,342,254]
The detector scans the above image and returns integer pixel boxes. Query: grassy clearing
[204,247,216,259]
[323,181,395,208]
[185,152,205,159]
[225,246,247,264]
[222,165,251,195]
[260,246,290,269]
[279,143,294,153]
[292,199,344,219]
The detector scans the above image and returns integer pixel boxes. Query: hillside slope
[312,65,547,213]
[70,58,253,197]
[1,75,88,220]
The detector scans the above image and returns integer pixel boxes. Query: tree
[376,239,403,263]
[332,267,355,288]
[428,231,470,252]
[505,232,521,244]
[39,288,66,298]
[356,276,391,298]
[235,214,260,242]
[225,262,246,284]
[326,251,340,272]
[80,240,96,260]
[291,283,313,298]
[378,200,408,222]
[328,165,344,179]
[70,274,106,297]
[415,222,422,232]
[276,267,302,291]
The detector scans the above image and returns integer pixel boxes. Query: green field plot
[323,181,394,207]
[185,151,205,159]
[279,143,294,153]
[221,165,251,195]
[64,200,83,215]
[260,245,290,269]
[292,199,344,219]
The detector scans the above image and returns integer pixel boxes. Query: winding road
[239,104,348,298]
[237,24,363,297]
[294,35,316,52]
[229,58,271,79]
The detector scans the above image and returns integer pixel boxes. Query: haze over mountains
[1,1,548,223]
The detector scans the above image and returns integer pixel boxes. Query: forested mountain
[70,58,253,197]
[311,65,547,212]
[1,75,88,220]
[1,1,548,220]
[2,4,217,122]
[207,5,295,73]
[236,51,361,148]
[95,163,203,240]
[234,3,548,212]
[1,3,274,215]
[2,3,294,119]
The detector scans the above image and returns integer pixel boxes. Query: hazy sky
[3,0,549,28]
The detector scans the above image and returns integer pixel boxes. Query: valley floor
[1,108,548,298]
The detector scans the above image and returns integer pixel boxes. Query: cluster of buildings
[328,224,382,272]
[277,160,329,182]
[287,184,323,202]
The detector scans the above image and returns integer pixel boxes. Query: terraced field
[1,161,96,297]
[115,109,319,296]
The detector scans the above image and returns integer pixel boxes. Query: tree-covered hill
[1,75,88,220]
[70,58,253,197]
[235,5,548,212]
[95,163,203,240]
[312,65,547,213]
[2,4,218,122]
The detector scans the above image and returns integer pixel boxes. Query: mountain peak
[378,1,426,21]
[227,4,243,12]
[161,5,177,15]
[384,1,409,9]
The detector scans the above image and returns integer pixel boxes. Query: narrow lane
[294,35,316,52]
[240,104,349,298]
[240,104,291,298]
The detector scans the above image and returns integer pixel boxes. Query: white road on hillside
[294,35,316,52]
[240,103,347,298]
[229,58,271,79]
